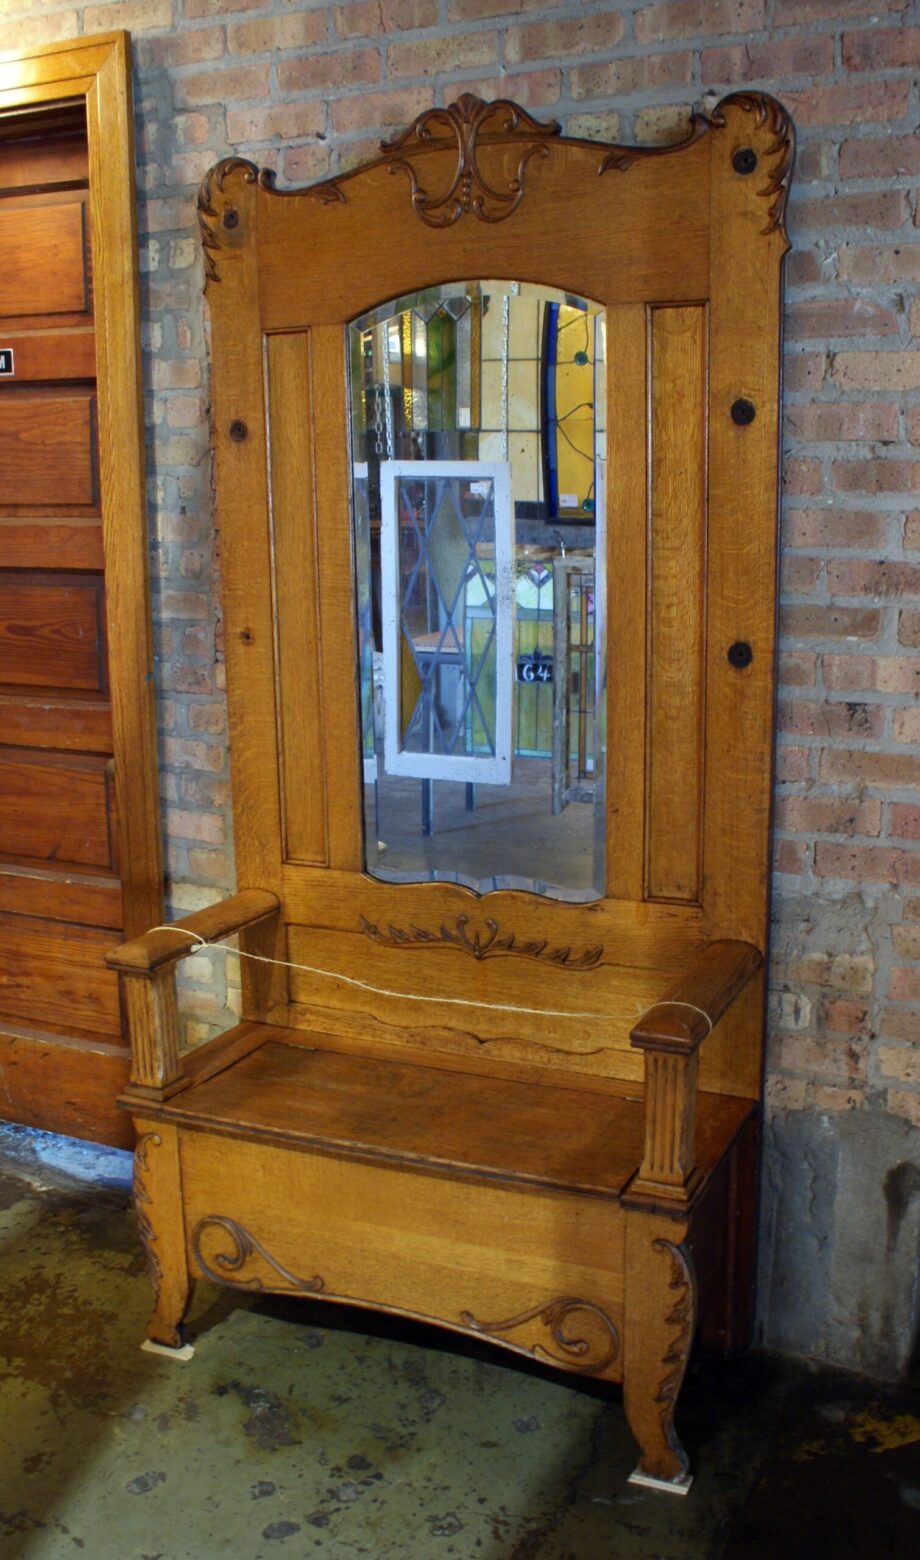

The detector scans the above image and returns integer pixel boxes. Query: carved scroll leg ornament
[623,1216,697,1495]
[133,1122,195,1353]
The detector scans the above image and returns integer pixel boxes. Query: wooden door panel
[0,200,88,317]
[0,393,96,506]
[0,329,96,383]
[0,865,122,929]
[0,575,106,691]
[0,750,116,871]
[0,694,111,751]
[0,518,104,571]
[0,1033,131,1149]
[0,912,122,1042]
[0,131,88,191]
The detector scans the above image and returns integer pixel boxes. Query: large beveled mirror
[349,281,606,901]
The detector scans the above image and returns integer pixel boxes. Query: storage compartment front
[180,1130,625,1381]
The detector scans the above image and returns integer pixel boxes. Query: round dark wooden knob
[732,148,757,175]
[229,419,248,443]
[730,398,756,426]
[728,641,753,669]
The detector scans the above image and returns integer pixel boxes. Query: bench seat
[141,1023,754,1203]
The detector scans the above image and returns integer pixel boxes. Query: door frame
[0,31,162,1143]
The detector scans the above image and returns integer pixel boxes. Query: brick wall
[2,0,918,1372]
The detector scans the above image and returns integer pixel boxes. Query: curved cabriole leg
[623,1213,697,1495]
[133,1120,195,1350]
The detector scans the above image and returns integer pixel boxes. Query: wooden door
[0,37,161,1148]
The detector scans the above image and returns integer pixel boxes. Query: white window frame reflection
[380,459,514,786]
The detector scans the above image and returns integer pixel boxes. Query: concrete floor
[1,1125,919,1560]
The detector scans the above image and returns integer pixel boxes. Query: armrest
[630,940,763,1056]
[627,940,763,1207]
[106,889,280,976]
[109,889,280,1099]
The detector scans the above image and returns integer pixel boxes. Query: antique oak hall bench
[108,92,792,1495]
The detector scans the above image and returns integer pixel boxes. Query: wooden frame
[380,457,513,786]
[109,93,793,1492]
[0,33,162,1141]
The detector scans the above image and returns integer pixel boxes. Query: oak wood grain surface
[0,199,87,316]
[0,576,105,690]
[122,91,792,1485]
[182,1126,628,1381]
[0,393,96,506]
[0,748,116,870]
[152,1030,753,1198]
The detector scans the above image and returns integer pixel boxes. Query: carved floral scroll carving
[192,1215,325,1294]
[197,157,346,281]
[596,91,793,242]
[651,1238,697,1470]
[360,913,603,969]
[381,94,560,227]
[710,92,795,236]
[461,1296,621,1374]
[596,113,709,175]
[197,158,258,283]
[133,1131,163,1288]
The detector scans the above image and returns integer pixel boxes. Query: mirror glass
[348,281,606,901]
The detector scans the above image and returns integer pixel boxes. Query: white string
[650,999,713,1037]
[146,926,612,1023]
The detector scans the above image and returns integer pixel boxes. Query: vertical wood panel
[646,304,707,903]
[266,330,328,866]
[698,105,787,1100]
[311,323,363,874]
[204,172,288,1020]
[605,304,647,901]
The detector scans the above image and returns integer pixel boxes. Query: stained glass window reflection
[381,462,512,786]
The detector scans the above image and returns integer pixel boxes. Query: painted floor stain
[849,1409,920,1453]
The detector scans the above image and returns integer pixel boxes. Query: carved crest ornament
[197,90,794,278]
[380,93,560,227]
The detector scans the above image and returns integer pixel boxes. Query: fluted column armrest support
[630,940,763,1056]
[106,889,280,1097]
[627,940,763,1208]
[106,889,280,976]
